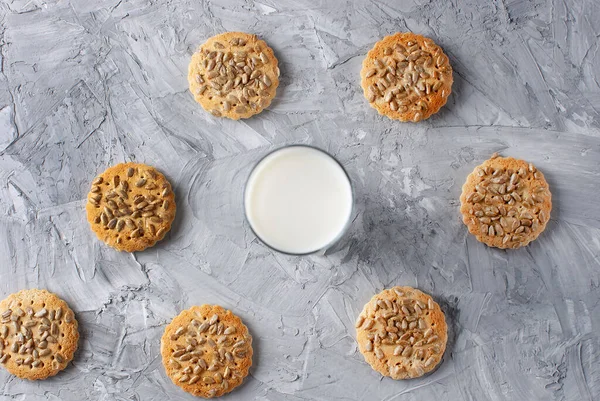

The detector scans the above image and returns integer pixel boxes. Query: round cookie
[360,32,453,122]
[188,32,280,120]
[356,286,447,379]
[0,289,79,380]
[460,153,552,249]
[161,305,253,398]
[86,162,176,252]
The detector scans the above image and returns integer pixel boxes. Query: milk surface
[245,146,353,254]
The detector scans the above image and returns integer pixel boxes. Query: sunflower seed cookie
[356,286,447,379]
[360,32,453,122]
[86,162,176,252]
[460,153,552,249]
[161,305,253,398]
[0,289,79,380]
[188,32,280,120]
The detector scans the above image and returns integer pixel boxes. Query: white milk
[245,146,353,254]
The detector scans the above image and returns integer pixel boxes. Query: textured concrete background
[1,0,599,400]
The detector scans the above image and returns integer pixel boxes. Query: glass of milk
[244,145,354,255]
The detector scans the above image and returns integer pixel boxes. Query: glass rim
[243,144,355,256]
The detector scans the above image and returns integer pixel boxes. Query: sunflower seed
[531,193,544,203]
[50,322,59,336]
[195,84,207,96]
[111,219,124,233]
[163,358,179,370]
[427,335,439,344]
[34,308,47,318]
[40,349,52,357]
[519,211,533,220]
[188,364,201,376]
[181,374,198,385]
[204,314,218,326]
[467,192,479,202]
[193,358,206,371]
[422,356,436,368]
[104,207,114,219]
[194,322,209,335]
[260,74,272,87]
[21,326,31,338]
[172,350,185,358]
[107,218,117,229]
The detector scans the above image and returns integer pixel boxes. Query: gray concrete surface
[0,0,599,400]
